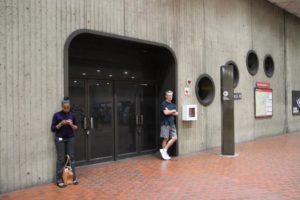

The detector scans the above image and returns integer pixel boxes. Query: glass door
[115,81,139,158]
[139,82,157,153]
[70,79,115,165]
[115,81,157,158]
[70,79,158,164]
[69,79,88,165]
[88,80,114,163]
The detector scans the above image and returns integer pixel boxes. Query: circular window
[226,61,239,88]
[264,55,274,78]
[246,50,259,76]
[195,74,215,106]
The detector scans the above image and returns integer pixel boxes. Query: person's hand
[56,120,67,129]
[66,119,73,125]
[67,120,78,130]
[60,120,67,125]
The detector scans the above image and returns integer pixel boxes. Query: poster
[292,91,300,115]
[255,88,273,118]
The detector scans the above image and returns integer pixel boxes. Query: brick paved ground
[1,132,300,200]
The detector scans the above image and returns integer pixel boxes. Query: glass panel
[116,82,137,155]
[69,79,87,162]
[140,83,157,151]
[89,80,114,159]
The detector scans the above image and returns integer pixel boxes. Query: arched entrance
[64,30,177,165]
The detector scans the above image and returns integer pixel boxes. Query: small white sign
[182,105,197,121]
[223,91,229,97]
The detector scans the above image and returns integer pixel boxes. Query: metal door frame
[87,79,115,164]
[114,80,158,160]
[71,78,159,165]
[64,29,179,157]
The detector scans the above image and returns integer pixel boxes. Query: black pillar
[221,65,235,155]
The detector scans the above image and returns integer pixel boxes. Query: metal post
[221,65,235,155]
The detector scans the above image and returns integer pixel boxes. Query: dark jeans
[55,137,76,183]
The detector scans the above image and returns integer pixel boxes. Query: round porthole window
[264,55,274,78]
[226,61,239,88]
[246,50,259,76]
[195,74,215,106]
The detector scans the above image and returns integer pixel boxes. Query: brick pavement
[1,132,300,200]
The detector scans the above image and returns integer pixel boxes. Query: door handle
[90,117,94,129]
[83,117,87,129]
[136,115,139,125]
[140,115,144,125]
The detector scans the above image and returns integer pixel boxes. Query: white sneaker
[165,151,171,160]
[160,149,170,160]
[160,149,167,160]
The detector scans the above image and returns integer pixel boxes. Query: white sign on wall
[255,88,273,118]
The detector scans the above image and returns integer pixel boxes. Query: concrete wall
[0,0,300,193]
[286,14,300,132]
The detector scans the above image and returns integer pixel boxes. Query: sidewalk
[1,132,300,200]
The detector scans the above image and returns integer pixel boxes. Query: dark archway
[64,30,178,164]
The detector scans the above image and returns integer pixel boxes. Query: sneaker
[57,182,66,188]
[160,149,167,160]
[165,151,171,160]
[73,179,79,185]
[160,149,170,160]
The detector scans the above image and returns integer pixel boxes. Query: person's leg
[164,125,177,151]
[66,137,78,183]
[164,136,177,151]
[160,125,170,160]
[162,138,169,149]
[55,137,65,185]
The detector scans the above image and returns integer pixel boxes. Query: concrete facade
[0,0,300,193]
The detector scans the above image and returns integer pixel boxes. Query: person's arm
[172,105,178,116]
[71,116,78,130]
[66,116,78,131]
[51,114,65,132]
[55,120,67,130]
[68,122,78,130]
[163,107,177,116]
[161,102,170,116]
[72,115,78,130]
[172,111,179,116]
[51,114,58,132]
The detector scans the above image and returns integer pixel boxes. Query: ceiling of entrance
[68,33,175,81]
[268,0,300,18]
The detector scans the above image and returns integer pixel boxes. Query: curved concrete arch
[63,29,178,97]
[63,29,179,158]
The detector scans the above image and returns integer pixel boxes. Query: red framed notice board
[255,88,273,118]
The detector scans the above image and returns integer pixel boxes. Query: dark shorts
[160,125,177,139]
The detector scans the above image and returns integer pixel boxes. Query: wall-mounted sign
[255,82,272,118]
[234,92,242,100]
[256,82,271,89]
[182,105,197,121]
[292,91,300,115]
[222,90,230,101]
